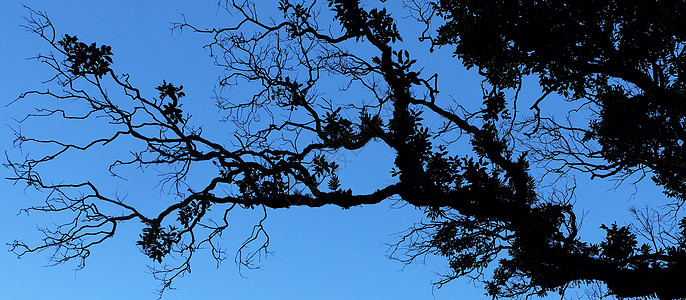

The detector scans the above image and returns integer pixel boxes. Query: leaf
[328,174,341,191]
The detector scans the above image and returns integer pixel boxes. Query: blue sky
[0,1,668,299]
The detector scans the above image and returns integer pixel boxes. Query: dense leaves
[327,0,401,43]
[156,80,186,124]
[435,0,686,92]
[57,34,112,78]
[137,223,180,263]
[433,0,686,297]
[600,223,637,262]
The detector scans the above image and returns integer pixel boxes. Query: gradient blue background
[0,1,664,299]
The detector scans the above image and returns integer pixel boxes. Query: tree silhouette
[7,1,686,299]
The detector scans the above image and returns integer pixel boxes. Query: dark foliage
[8,1,686,299]
[57,34,113,78]
[433,0,686,298]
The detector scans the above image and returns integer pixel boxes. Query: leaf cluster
[327,0,401,43]
[137,223,180,263]
[57,34,113,78]
[156,80,186,124]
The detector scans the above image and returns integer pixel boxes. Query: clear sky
[0,1,666,300]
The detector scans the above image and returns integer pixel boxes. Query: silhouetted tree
[8,1,686,299]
